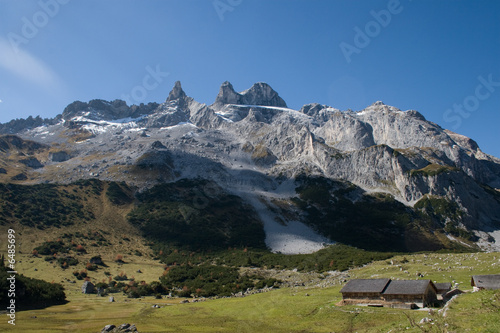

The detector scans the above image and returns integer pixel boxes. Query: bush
[34,240,67,255]
[90,255,105,266]
[86,263,98,271]
[160,264,278,298]
[114,272,128,281]
[127,290,141,298]
[75,244,86,253]
[73,270,87,280]
[57,257,78,269]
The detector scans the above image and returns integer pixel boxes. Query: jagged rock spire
[242,82,287,107]
[167,81,187,102]
[214,81,244,106]
[212,81,287,108]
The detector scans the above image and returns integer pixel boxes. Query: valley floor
[1,252,500,332]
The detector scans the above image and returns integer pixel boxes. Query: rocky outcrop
[62,99,159,122]
[136,150,173,169]
[101,324,138,333]
[82,281,95,294]
[19,157,43,169]
[212,81,287,108]
[0,135,47,152]
[49,150,71,162]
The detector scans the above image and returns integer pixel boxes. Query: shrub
[89,255,105,266]
[72,272,86,280]
[86,263,98,271]
[34,240,67,255]
[57,257,78,269]
[127,290,141,298]
[114,272,128,281]
[160,264,278,298]
[75,245,86,253]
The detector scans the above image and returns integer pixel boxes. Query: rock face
[49,151,71,162]
[82,281,95,294]
[62,99,159,121]
[3,80,500,251]
[212,81,287,108]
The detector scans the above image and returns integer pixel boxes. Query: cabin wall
[341,292,383,300]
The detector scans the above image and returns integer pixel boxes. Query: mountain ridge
[1,80,500,253]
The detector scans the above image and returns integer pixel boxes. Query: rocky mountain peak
[241,82,288,108]
[62,99,128,120]
[167,81,187,102]
[213,81,243,106]
[212,81,287,108]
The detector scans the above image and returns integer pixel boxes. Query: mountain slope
[1,81,500,252]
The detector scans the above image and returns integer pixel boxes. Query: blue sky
[0,0,499,157]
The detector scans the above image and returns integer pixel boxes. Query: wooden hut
[471,274,500,291]
[434,282,452,300]
[382,280,438,308]
[340,278,390,306]
[340,279,442,308]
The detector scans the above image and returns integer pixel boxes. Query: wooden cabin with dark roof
[471,274,500,291]
[340,279,439,308]
[339,278,390,305]
[434,282,452,301]
[382,280,438,308]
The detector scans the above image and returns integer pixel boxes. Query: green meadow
[1,252,499,332]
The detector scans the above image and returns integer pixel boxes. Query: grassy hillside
[0,177,497,332]
[0,252,498,332]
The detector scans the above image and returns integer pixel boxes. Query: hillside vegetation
[0,252,498,332]
[293,175,476,252]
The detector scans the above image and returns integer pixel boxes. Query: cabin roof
[471,274,500,289]
[434,282,452,292]
[340,278,390,294]
[382,280,435,295]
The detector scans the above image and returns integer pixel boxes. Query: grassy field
[1,252,499,332]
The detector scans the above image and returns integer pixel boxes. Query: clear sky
[1,0,499,157]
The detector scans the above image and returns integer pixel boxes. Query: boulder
[81,281,95,294]
[101,324,116,332]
